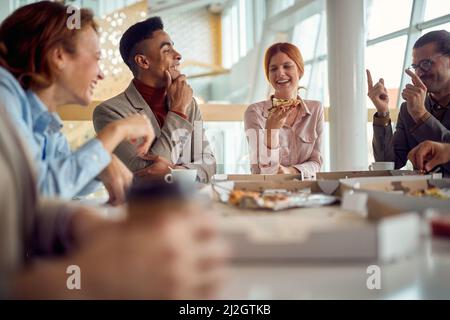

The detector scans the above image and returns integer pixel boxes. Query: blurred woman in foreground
[0,1,228,299]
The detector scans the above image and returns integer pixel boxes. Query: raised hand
[121,114,155,155]
[165,70,193,115]
[402,69,428,122]
[265,105,292,130]
[97,113,155,156]
[366,69,389,114]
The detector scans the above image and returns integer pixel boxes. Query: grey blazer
[93,81,216,183]
[373,96,450,176]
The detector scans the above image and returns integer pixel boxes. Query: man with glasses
[367,30,450,176]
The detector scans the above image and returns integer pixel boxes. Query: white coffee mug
[369,162,395,171]
[164,169,198,184]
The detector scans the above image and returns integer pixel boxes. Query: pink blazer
[244,99,324,178]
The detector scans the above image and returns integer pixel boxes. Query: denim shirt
[0,66,111,199]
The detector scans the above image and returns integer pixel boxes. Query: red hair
[0,1,97,91]
[264,42,304,81]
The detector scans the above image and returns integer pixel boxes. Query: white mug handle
[164,173,173,184]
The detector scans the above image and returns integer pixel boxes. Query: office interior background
[1,0,449,174]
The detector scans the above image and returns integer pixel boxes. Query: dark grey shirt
[372,95,450,177]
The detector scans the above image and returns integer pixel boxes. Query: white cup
[164,169,198,185]
[369,162,395,171]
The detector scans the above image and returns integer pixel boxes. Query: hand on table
[408,141,450,172]
[135,154,175,178]
[277,165,300,175]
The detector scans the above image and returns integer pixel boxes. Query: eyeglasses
[409,54,443,72]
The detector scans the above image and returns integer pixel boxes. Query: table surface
[210,201,450,300]
[79,190,450,300]
[218,238,450,299]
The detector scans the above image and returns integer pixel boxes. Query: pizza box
[213,180,420,263]
[338,174,443,190]
[316,170,423,180]
[212,173,302,182]
[339,177,450,220]
[212,179,342,200]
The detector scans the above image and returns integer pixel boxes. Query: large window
[293,14,321,62]
[366,0,413,39]
[2,0,142,19]
[293,12,328,105]
[422,23,450,34]
[366,0,449,167]
[424,0,450,21]
[221,0,260,69]
[292,11,330,171]
[289,0,450,171]
[366,36,408,109]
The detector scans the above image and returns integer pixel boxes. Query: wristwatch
[379,111,390,118]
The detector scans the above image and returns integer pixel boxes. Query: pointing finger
[366,69,374,91]
[405,69,427,90]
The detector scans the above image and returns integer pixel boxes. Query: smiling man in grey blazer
[93,17,216,183]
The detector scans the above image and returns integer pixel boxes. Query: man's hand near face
[165,70,193,116]
[402,69,429,122]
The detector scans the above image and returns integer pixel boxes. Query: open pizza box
[338,176,450,219]
[316,170,423,180]
[212,173,302,182]
[212,179,421,263]
[212,170,423,184]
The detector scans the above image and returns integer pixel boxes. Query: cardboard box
[212,173,301,182]
[338,174,438,195]
[340,177,450,219]
[213,171,421,183]
[213,180,420,263]
[316,170,422,180]
[340,175,445,192]
[211,180,342,206]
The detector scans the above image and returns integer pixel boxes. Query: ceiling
[1,0,230,23]
[147,0,229,14]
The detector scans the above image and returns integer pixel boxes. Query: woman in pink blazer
[244,42,324,178]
